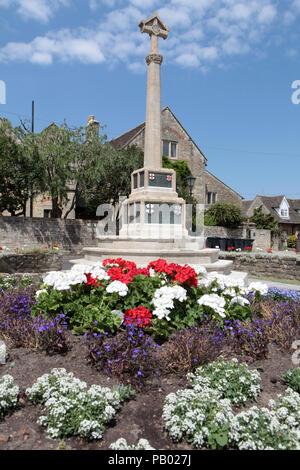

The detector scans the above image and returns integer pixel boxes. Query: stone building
[110,106,243,208]
[243,195,300,237]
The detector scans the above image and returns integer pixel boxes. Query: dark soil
[0,334,296,451]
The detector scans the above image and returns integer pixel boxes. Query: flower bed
[0,258,300,450]
[33,258,267,339]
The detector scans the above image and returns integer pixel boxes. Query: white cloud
[176,53,200,67]
[0,0,70,22]
[1,0,296,72]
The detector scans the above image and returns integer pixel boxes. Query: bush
[204,203,243,228]
[158,324,224,375]
[0,274,33,292]
[282,369,300,393]
[187,358,261,407]
[0,287,69,355]
[228,405,299,450]
[26,368,135,440]
[163,386,234,449]
[86,325,161,390]
[260,299,300,351]
[0,375,19,420]
[249,206,278,234]
[287,235,297,249]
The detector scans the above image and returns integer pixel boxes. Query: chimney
[86,115,100,142]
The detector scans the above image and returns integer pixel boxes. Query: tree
[204,202,243,228]
[78,144,144,218]
[0,119,39,216]
[249,206,278,234]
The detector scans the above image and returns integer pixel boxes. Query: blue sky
[0,0,300,201]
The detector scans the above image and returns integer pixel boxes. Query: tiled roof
[256,195,300,224]
[110,122,145,150]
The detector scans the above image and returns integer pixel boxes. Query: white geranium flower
[230,296,250,307]
[198,293,226,318]
[152,285,187,320]
[106,281,128,297]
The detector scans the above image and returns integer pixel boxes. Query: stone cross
[139,12,169,168]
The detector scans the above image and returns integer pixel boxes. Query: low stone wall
[0,216,98,253]
[204,225,272,251]
[0,253,63,273]
[219,252,300,281]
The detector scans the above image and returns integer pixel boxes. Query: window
[207,192,217,205]
[163,140,177,159]
[43,209,52,218]
[281,209,289,218]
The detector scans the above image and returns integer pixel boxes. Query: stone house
[243,195,300,237]
[1,109,243,219]
[110,106,243,209]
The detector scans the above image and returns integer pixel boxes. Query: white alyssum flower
[26,368,132,441]
[0,375,19,418]
[106,281,128,297]
[197,293,226,318]
[187,358,261,407]
[163,385,234,448]
[109,438,155,450]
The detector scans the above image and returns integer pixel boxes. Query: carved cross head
[139,12,169,40]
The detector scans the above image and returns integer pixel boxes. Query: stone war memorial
[73,12,246,282]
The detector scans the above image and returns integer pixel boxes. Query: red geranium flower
[85,273,101,287]
[124,306,152,328]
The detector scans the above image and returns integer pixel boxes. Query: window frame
[162,140,178,159]
[207,192,217,205]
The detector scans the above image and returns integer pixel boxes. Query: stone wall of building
[0,216,98,253]
[219,252,300,281]
[205,171,243,208]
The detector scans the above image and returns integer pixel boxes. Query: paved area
[249,278,300,291]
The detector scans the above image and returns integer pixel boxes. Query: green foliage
[0,119,40,215]
[163,384,234,449]
[249,206,278,234]
[282,368,300,393]
[0,375,19,420]
[0,274,32,291]
[187,358,261,407]
[287,235,297,249]
[204,203,243,228]
[162,155,191,199]
[25,368,135,440]
[33,285,123,335]
[229,388,300,450]
[81,144,144,217]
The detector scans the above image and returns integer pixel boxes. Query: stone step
[81,247,220,266]
[202,260,233,276]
